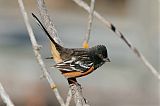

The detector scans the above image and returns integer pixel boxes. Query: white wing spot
[64,60,73,64]
[88,63,93,66]
[79,63,90,69]
[57,68,71,71]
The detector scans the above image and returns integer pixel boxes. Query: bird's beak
[103,58,111,62]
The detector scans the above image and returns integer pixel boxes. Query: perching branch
[0,82,14,106]
[72,0,160,80]
[17,0,65,106]
[70,84,90,106]
[65,89,72,106]
[83,0,95,48]
[36,0,90,106]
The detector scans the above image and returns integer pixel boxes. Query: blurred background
[0,0,159,106]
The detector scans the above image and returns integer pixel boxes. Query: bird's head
[89,45,110,69]
[94,45,110,62]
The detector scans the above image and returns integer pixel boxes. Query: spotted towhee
[32,13,110,80]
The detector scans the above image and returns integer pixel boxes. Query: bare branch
[70,84,90,106]
[65,89,72,106]
[17,0,65,106]
[0,83,14,106]
[83,0,95,48]
[72,0,160,80]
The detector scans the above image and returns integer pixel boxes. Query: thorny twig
[17,0,65,106]
[72,0,160,80]
[0,83,14,106]
[36,0,90,106]
[83,0,95,48]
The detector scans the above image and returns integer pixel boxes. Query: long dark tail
[32,13,63,51]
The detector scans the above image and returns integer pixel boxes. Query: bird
[32,13,110,83]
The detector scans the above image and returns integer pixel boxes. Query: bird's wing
[54,56,93,73]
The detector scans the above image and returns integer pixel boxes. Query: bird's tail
[32,13,63,51]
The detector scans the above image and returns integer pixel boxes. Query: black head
[94,45,110,62]
[89,45,110,69]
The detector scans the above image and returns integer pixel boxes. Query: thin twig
[65,89,72,106]
[72,0,160,80]
[17,0,65,106]
[0,83,14,106]
[83,0,95,48]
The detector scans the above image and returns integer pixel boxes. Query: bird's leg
[67,78,81,87]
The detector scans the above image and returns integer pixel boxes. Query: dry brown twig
[72,0,160,80]
[0,82,14,106]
